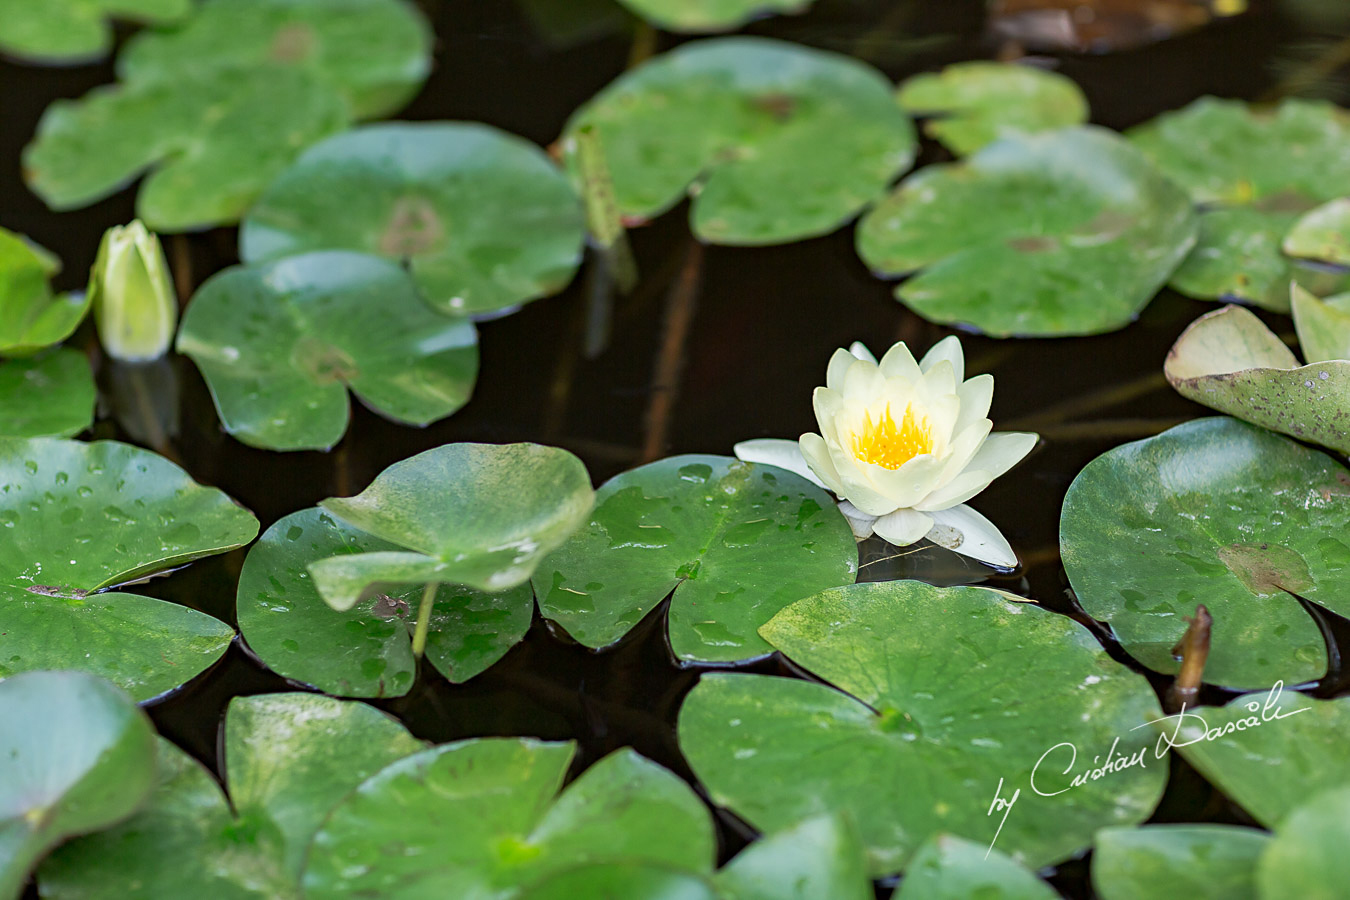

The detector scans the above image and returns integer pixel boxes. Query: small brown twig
[1167,604,1212,713]
[640,241,703,463]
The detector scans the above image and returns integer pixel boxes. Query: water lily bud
[88,221,177,362]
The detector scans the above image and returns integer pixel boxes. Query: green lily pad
[561,36,916,245]
[0,228,89,356]
[614,0,812,32]
[176,251,478,452]
[39,692,425,899]
[1130,97,1350,310]
[1092,825,1269,900]
[303,742,715,898]
[118,0,432,120]
[238,507,534,698]
[716,814,872,900]
[1166,690,1350,828]
[0,436,259,699]
[1060,416,1350,690]
[0,348,96,438]
[533,455,857,664]
[678,581,1167,875]
[0,671,156,900]
[0,0,188,64]
[1284,196,1350,266]
[518,865,716,900]
[311,442,594,609]
[239,123,586,316]
[893,835,1059,900]
[23,65,349,232]
[1164,302,1350,455]
[1293,284,1350,363]
[897,62,1089,156]
[856,126,1197,337]
[1256,785,1350,900]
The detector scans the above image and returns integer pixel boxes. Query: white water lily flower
[734,337,1038,569]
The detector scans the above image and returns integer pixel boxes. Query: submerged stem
[411,582,438,659]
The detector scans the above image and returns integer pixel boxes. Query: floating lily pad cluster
[0,0,189,64]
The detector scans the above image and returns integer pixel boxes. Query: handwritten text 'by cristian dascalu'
[983,680,1308,857]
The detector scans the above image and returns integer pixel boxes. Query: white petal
[964,431,1039,480]
[866,452,945,510]
[826,348,859,391]
[914,468,995,511]
[849,341,878,364]
[733,439,823,487]
[936,418,992,482]
[878,341,921,380]
[920,357,958,399]
[798,432,844,493]
[837,500,878,539]
[919,335,965,383]
[954,374,994,433]
[872,507,934,546]
[926,504,1017,569]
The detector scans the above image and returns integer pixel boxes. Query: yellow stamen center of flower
[851,404,932,469]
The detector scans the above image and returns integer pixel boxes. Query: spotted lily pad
[678,581,1167,875]
[1257,786,1350,900]
[1165,690,1350,828]
[0,0,189,64]
[1130,97,1350,311]
[238,507,533,698]
[1284,196,1350,266]
[533,455,857,664]
[23,65,349,232]
[118,0,432,120]
[176,251,478,452]
[856,126,1197,337]
[303,742,715,898]
[1092,825,1270,900]
[897,62,1089,156]
[0,671,156,900]
[0,348,96,438]
[0,436,258,699]
[0,228,89,356]
[310,442,594,610]
[239,123,586,316]
[561,36,916,245]
[1060,416,1350,690]
[1164,301,1350,455]
[614,0,813,32]
[38,692,425,899]
[1293,286,1350,364]
[893,835,1059,900]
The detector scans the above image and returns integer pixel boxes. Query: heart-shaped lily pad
[0,436,259,699]
[0,348,95,438]
[893,835,1059,900]
[897,62,1089,156]
[1092,825,1270,900]
[23,64,349,232]
[1257,785,1350,900]
[176,251,478,452]
[0,671,156,900]
[239,123,586,316]
[1129,97,1350,311]
[39,692,425,899]
[1165,690,1350,829]
[118,0,432,120]
[1164,301,1350,455]
[1060,416,1350,690]
[0,228,89,356]
[0,0,188,64]
[533,455,857,664]
[678,581,1166,875]
[238,507,534,697]
[856,126,1198,337]
[614,0,813,32]
[560,36,916,245]
[1284,197,1350,266]
[310,442,594,611]
[303,742,715,898]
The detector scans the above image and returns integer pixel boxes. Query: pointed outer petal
[936,418,993,482]
[926,504,1017,569]
[918,334,965,383]
[841,357,887,403]
[732,438,823,487]
[864,452,946,511]
[822,443,902,516]
[836,500,878,539]
[871,507,934,546]
[919,390,962,454]
[812,386,846,429]
[848,341,877,364]
[954,374,994,433]
[913,468,995,512]
[919,357,957,400]
[826,348,861,391]
[877,341,921,381]
[964,430,1040,481]
[798,432,846,494]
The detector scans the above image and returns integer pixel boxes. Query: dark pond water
[5,0,1349,896]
